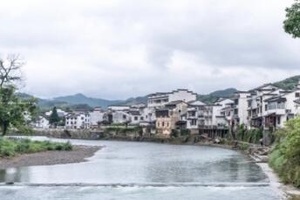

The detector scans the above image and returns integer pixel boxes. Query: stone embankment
[30,129,268,156]
[32,129,101,140]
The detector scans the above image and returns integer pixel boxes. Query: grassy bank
[0,137,72,158]
[269,117,300,188]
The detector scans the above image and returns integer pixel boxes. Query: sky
[0,0,300,100]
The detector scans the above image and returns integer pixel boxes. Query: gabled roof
[249,83,277,92]
[165,100,187,106]
[264,96,286,103]
[148,92,170,97]
[294,98,300,104]
[128,110,141,116]
[188,100,206,106]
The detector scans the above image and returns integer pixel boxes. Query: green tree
[0,55,37,136]
[49,107,61,127]
[284,0,300,38]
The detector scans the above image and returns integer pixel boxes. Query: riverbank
[0,145,101,169]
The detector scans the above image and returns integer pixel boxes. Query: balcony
[265,109,285,116]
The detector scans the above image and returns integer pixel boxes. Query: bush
[0,137,73,158]
[269,117,300,188]
[180,129,190,136]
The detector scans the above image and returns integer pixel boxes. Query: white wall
[169,90,197,102]
[89,110,104,126]
[237,93,250,125]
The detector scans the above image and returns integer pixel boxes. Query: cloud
[0,0,299,99]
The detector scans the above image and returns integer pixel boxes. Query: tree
[0,54,24,87]
[49,107,61,127]
[284,0,300,38]
[0,55,37,136]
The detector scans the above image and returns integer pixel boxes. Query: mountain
[53,93,122,108]
[19,88,239,110]
[273,75,300,90]
[198,88,238,103]
[209,88,238,97]
[120,96,148,105]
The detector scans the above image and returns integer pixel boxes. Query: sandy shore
[0,145,101,169]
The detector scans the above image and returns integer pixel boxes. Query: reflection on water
[0,139,279,200]
[0,168,30,183]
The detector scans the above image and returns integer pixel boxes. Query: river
[0,138,282,200]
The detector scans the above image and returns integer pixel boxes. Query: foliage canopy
[284,0,300,38]
[269,117,300,187]
[0,55,37,136]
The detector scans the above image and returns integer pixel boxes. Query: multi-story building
[263,82,300,130]
[148,89,197,108]
[184,100,206,130]
[155,101,188,136]
[89,107,104,127]
[65,113,90,129]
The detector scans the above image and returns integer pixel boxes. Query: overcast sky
[0,0,300,100]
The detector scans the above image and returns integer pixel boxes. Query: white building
[89,107,104,127]
[32,116,50,129]
[65,113,90,129]
[110,111,131,124]
[212,98,234,127]
[264,83,300,130]
[185,101,206,129]
[148,89,197,108]
[107,105,130,111]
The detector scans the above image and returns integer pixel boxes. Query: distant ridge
[19,75,300,109]
[53,93,122,108]
[273,75,300,90]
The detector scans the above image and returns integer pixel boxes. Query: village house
[184,100,206,132]
[263,82,300,131]
[65,112,90,129]
[89,107,104,128]
[147,89,197,108]
[155,101,188,136]
[32,116,50,129]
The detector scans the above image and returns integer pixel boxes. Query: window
[277,116,281,125]
[265,105,268,111]
[134,116,138,120]
[140,117,144,120]
[191,119,197,126]
[234,109,238,115]
[296,93,300,97]
[162,122,165,127]
[157,122,160,127]
[81,117,84,120]
[123,115,127,119]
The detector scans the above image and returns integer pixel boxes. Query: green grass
[0,138,73,158]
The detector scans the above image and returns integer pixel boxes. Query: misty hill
[120,96,148,105]
[198,88,238,103]
[19,75,300,110]
[19,88,239,110]
[53,93,122,108]
[273,75,300,90]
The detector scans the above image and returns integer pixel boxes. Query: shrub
[269,117,300,188]
[0,137,74,158]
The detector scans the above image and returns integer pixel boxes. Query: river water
[0,138,282,200]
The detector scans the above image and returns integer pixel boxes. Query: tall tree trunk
[2,121,8,136]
